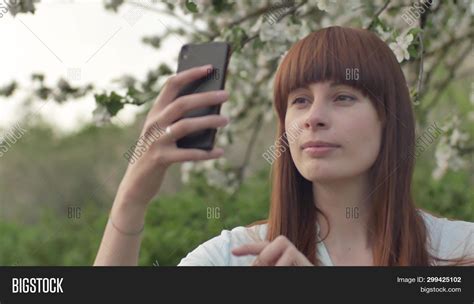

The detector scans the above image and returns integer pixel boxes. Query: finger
[252,236,290,266]
[163,114,229,144]
[157,90,229,126]
[231,241,269,256]
[151,64,213,114]
[169,147,226,163]
[251,256,268,267]
[275,248,298,267]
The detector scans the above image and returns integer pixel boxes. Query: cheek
[284,103,382,181]
[285,113,304,156]
[340,108,381,167]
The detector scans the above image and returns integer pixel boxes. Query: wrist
[115,178,153,209]
[113,194,148,219]
[108,216,144,236]
[116,163,168,208]
[110,195,148,234]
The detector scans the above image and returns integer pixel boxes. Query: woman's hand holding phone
[94,64,230,265]
[117,64,230,208]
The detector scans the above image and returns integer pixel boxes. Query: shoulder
[177,223,267,266]
[418,209,474,262]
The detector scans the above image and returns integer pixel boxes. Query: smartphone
[174,42,231,150]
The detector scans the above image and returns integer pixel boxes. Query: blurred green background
[0,0,473,266]
[1,78,472,266]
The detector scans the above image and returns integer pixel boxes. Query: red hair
[252,26,472,266]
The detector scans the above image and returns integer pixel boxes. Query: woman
[94,26,474,266]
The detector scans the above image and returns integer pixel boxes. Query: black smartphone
[174,42,231,150]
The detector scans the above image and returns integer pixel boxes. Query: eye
[291,96,310,105]
[334,94,356,104]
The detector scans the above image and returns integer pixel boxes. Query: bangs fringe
[274,26,399,123]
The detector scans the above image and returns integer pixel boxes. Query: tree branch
[126,0,211,36]
[366,0,391,30]
[209,0,307,42]
[234,112,264,191]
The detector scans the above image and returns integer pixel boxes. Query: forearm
[93,64,229,265]
[93,197,147,266]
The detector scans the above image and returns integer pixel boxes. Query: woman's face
[285,81,382,182]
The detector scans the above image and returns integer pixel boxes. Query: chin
[299,161,343,182]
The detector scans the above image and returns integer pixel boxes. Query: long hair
[257,26,470,266]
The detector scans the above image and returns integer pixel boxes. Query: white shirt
[177,210,474,266]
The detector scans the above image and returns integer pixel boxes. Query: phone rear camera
[181,45,189,60]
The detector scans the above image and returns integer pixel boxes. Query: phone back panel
[175,42,231,150]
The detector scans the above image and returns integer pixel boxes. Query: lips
[301,140,340,149]
[301,140,340,157]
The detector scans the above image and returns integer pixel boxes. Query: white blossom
[217,132,230,146]
[153,0,471,191]
[432,116,469,180]
[194,0,211,6]
[449,128,469,146]
[389,33,414,63]
[259,21,288,43]
[432,139,451,180]
[317,0,330,12]
[375,25,391,42]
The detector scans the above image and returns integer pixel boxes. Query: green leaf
[36,87,51,100]
[408,27,423,37]
[142,36,161,49]
[32,74,45,82]
[212,0,234,13]
[0,81,17,97]
[408,44,418,59]
[104,0,124,12]
[252,38,264,50]
[185,0,198,13]
[158,63,173,75]
[223,26,248,53]
[368,16,386,31]
[409,87,418,99]
[94,92,125,116]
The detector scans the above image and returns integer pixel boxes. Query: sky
[0,0,196,134]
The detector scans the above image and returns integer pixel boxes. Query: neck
[313,173,372,249]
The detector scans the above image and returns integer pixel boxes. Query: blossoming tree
[1,0,473,192]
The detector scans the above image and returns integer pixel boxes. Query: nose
[304,99,330,131]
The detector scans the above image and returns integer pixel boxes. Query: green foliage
[185,0,198,13]
[0,81,17,97]
[0,113,472,265]
[0,165,269,266]
[21,73,94,103]
[93,63,172,116]
[1,0,472,267]
[223,26,248,54]
[414,156,474,221]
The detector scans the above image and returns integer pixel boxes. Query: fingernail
[219,117,229,127]
[216,90,229,99]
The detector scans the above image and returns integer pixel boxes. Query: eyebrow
[288,82,348,96]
